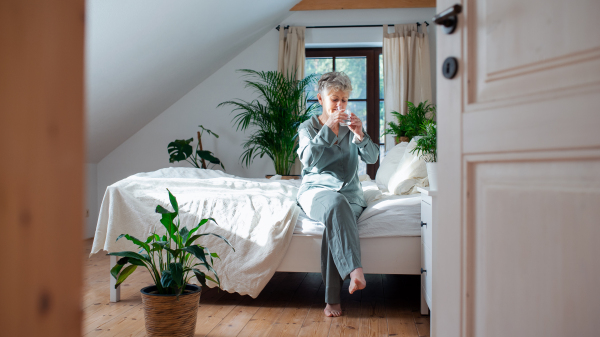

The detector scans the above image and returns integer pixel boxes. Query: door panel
[435,0,600,336]
[467,0,600,104]
[468,159,600,337]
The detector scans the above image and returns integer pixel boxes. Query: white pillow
[387,138,428,195]
[361,181,383,204]
[375,142,408,188]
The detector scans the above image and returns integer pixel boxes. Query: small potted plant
[109,190,234,337]
[218,69,320,178]
[384,110,410,144]
[411,119,437,190]
[384,101,436,143]
[168,125,225,170]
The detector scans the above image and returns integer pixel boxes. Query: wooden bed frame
[109,233,428,314]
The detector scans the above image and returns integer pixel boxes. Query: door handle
[421,221,427,227]
[421,268,427,274]
[433,4,462,34]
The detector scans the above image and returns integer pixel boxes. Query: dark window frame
[306,47,383,178]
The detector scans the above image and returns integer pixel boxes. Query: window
[305,48,384,178]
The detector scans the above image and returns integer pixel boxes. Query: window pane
[380,101,385,144]
[379,54,384,99]
[305,57,333,100]
[336,57,366,99]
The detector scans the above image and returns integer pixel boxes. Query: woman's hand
[324,109,349,134]
[347,113,364,140]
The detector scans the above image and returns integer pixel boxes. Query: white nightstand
[417,186,435,315]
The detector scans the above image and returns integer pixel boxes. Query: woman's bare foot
[349,268,366,294]
[324,303,342,317]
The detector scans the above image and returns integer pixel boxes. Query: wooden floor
[82,239,430,336]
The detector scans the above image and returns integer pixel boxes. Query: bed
[93,143,428,313]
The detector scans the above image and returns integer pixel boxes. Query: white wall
[85,163,98,239]
[95,8,437,229]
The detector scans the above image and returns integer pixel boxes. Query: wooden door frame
[0,1,85,336]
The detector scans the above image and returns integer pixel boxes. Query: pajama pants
[297,188,364,304]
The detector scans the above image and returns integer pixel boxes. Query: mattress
[294,193,421,238]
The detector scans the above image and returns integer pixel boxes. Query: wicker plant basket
[140,284,202,337]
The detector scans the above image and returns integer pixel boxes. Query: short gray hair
[317,71,352,95]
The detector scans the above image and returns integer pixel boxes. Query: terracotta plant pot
[265,175,301,180]
[395,136,410,144]
[140,284,202,337]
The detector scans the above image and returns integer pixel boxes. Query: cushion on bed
[387,138,428,195]
[375,142,408,189]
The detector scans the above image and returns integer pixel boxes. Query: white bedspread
[91,167,300,298]
[294,193,421,237]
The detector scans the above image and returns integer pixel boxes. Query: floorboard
[82,239,430,336]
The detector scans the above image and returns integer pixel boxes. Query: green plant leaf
[188,233,235,252]
[167,138,193,163]
[161,270,174,288]
[204,274,218,285]
[183,245,208,264]
[108,251,149,262]
[110,257,128,279]
[145,234,155,244]
[115,265,137,288]
[192,269,207,288]
[127,258,147,267]
[159,213,176,238]
[117,234,150,253]
[197,150,221,165]
[169,263,184,287]
[166,189,179,213]
[155,205,172,214]
[180,227,190,245]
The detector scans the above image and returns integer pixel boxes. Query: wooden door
[435,0,600,336]
[0,1,85,336]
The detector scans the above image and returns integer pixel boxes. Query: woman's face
[317,89,349,115]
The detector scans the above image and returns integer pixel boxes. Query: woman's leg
[298,189,364,314]
[347,203,367,295]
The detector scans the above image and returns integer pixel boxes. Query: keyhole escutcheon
[442,57,458,79]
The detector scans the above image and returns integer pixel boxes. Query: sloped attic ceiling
[86,0,299,162]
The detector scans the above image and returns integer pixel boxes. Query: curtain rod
[275,22,429,31]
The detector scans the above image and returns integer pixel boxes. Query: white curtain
[278,26,306,175]
[383,24,432,150]
[278,26,305,80]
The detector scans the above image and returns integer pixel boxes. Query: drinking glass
[337,106,352,126]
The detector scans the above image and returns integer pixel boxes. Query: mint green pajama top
[296,115,380,207]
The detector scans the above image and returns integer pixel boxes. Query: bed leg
[109,255,121,302]
[420,284,429,315]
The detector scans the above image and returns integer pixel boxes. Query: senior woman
[296,71,379,317]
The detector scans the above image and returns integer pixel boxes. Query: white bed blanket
[91,167,300,298]
[295,193,421,237]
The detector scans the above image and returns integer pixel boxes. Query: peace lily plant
[109,189,234,296]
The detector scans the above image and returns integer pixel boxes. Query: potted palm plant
[218,69,319,177]
[109,189,234,337]
[384,100,436,143]
[410,119,437,190]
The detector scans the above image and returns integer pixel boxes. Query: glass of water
[337,106,352,126]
